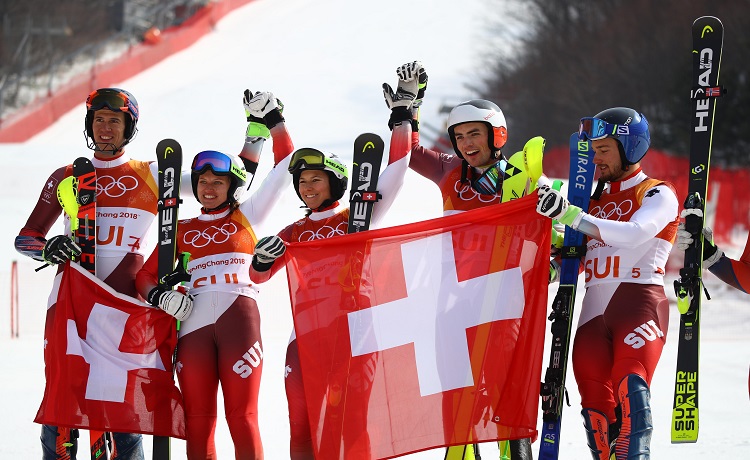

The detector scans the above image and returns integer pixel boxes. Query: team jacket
[576,168,679,289]
[250,121,412,285]
[15,153,194,294]
[137,131,294,300]
[408,132,549,215]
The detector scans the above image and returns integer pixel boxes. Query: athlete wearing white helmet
[384,61,535,460]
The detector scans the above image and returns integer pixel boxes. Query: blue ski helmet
[578,107,650,165]
[191,150,249,209]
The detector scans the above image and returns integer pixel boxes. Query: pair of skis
[55,140,183,460]
[56,157,110,460]
[537,135,596,460]
[671,15,724,444]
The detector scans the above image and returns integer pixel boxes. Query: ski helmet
[84,88,139,151]
[447,99,508,159]
[190,150,249,209]
[288,148,348,208]
[578,107,650,165]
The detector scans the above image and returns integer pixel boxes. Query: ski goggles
[191,150,246,181]
[471,159,507,196]
[578,117,630,141]
[86,89,138,117]
[288,148,348,179]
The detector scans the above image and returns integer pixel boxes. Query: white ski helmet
[190,150,249,209]
[447,99,508,159]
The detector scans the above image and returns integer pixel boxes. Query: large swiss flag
[35,262,186,438]
[285,194,550,459]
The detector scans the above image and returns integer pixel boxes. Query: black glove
[42,235,81,265]
[252,235,286,272]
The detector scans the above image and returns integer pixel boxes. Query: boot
[582,408,611,460]
[612,374,652,459]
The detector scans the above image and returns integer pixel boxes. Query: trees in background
[482,0,750,166]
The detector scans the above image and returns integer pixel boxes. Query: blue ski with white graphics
[538,133,596,460]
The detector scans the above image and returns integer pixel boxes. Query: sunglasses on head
[192,150,234,174]
[578,117,630,141]
[86,89,137,116]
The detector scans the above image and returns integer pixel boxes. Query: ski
[58,158,110,459]
[538,134,596,460]
[671,15,724,444]
[72,158,97,276]
[348,133,384,233]
[153,138,185,460]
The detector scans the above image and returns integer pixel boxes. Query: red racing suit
[570,168,679,424]
[250,123,411,460]
[136,125,294,460]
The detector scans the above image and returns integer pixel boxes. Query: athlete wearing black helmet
[248,72,414,459]
[537,107,678,460]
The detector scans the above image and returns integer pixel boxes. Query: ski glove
[243,89,285,129]
[383,61,426,130]
[537,185,583,227]
[397,60,428,107]
[42,235,82,265]
[148,285,193,321]
[252,235,286,272]
[676,208,723,269]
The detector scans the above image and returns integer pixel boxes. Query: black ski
[153,138,184,459]
[671,15,724,444]
[348,133,384,233]
[538,134,595,460]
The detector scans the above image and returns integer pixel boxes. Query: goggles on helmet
[288,148,348,179]
[86,89,138,118]
[471,159,507,196]
[191,150,247,181]
[578,117,634,141]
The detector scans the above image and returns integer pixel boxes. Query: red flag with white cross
[35,262,186,438]
[284,195,550,459]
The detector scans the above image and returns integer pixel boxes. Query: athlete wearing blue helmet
[579,107,651,167]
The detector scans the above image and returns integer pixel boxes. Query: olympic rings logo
[453,180,501,204]
[183,223,238,248]
[298,222,348,241]
[589,200,634,221]
[97,175,138,198]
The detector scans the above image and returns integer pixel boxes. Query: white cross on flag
[34,262,186,438]
[285,196,550,459]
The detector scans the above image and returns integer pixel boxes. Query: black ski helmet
[580,107,651,166]
[190,150,249,210]
[84,88,139,151]
[288,148,348,209]
[447,99,508,159]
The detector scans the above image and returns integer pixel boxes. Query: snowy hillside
[1,0,749,458]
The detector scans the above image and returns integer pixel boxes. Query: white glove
[383,61,425,110]
[243,90,281,119]
[148,286,193,321]
[537,185,584,228]
[254,235,286,265]
[676,210,723,269]
[675,221,713,251]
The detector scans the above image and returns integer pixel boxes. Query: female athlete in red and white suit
[137,100,294,459]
